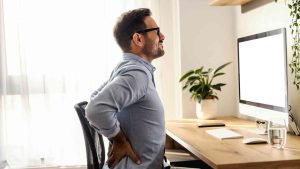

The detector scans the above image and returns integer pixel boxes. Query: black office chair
[74,101,105,169]
[75,101,208,169]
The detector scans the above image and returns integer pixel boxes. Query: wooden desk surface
[166,116,300,169]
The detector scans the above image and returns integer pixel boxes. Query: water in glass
[268,127,287,149]
[268,119,287,149]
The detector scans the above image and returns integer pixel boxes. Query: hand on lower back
[107,131,141,168]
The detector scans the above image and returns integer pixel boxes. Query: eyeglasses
[136,27,160,36]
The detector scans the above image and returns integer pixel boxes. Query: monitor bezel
[237,28,288,113]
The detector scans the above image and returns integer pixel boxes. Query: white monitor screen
[238,28,288,113]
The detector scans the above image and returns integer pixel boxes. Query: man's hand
[107,130,140,168]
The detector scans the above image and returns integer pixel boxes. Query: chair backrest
[74,101,105,169]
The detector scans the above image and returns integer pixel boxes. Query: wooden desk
[166,116,300,169]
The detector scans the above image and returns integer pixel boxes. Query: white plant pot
[196,99,218,120]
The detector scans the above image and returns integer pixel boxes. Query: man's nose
[159,32,165,40]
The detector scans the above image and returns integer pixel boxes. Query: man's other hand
[107,130,141,168]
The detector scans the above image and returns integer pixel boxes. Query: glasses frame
[136,27,160,36]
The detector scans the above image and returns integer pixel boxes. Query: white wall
[178,0,237,118]
[235,0,300,125]
[153,0,183,120]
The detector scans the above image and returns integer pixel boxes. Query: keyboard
[206,128,243,139]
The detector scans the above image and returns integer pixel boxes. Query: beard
[142,39,165,59]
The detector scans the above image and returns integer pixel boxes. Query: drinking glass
[268,118,287,149]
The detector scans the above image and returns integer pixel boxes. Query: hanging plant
[275,0,300,90]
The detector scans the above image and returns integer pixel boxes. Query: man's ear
[132,33,144,48]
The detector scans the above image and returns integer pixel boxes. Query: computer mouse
[243,137,268,144]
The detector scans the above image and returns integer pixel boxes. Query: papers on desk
[206,128,243,139]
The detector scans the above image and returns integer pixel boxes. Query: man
[86,8,166,169]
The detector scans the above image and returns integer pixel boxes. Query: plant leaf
[214,62,231,74]
[179,70,194,82]
[195,67,204,74]
[186,75,199,84]
[211,83,226,91]
[182,84,188,90]
[213,72,225,78]
[207,68,213,74]
[189,84,200,93]
[211,94,219,100]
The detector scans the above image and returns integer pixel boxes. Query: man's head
[113,8,165,62]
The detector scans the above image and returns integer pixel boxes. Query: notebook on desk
[206,128,243,139]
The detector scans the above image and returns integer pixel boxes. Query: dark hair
[113,8,151,52]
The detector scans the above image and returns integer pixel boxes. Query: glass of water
[268,118,287,149]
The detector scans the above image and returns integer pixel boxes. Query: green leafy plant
[179,62,231,104]
[275,0,300,89]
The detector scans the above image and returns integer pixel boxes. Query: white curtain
[0,0,161,167]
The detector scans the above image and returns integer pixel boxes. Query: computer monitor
[237,28,288,120]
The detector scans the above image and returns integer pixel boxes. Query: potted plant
[179,62,231,119]
[275,0,300,90]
